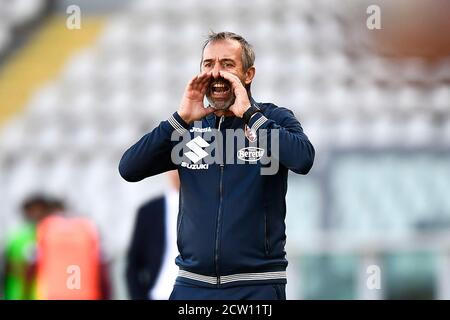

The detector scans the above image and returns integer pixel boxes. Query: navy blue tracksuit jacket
[119,99,315,288]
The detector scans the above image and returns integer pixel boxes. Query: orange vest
[36,215,102,300]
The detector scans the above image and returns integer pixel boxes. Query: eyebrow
[202,58,236,64]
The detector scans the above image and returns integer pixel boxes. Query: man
[126,170,180,300]
[119,31,314,300]
[3,194,51,300]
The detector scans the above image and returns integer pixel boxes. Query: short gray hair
[201,31,255,71]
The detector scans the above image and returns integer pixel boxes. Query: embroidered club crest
[244,125,257,142]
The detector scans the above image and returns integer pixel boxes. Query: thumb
[204,105,215,115]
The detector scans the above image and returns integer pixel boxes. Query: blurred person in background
[45,198,66,215]
[34,198,111,300]
[126,170,180,300]
[119,32,314,300]
[2,194,52,300]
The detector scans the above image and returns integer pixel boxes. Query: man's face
[201,39,251,110]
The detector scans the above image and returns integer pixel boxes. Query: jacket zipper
[264,211,270,256]
[215,115,225,286]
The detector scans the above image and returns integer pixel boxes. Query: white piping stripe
[178,270,216,283]
[168,116,184,133]
[221,277,285,284]
[170,115,184,129]
[168,116,186,134]
[221,271,286,279]
[177,277,216,284]
[251,116,268,131]
[178,270,216,281]
[221,272,286,281]
[173,117,188,132]
[250,116,264,130]
[168,115,181,129]
[168,118,182,134]
[178,270,286,285]
[253,116,268,131]
[178,270,217,284]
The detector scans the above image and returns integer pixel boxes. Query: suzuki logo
[185,136,209,163]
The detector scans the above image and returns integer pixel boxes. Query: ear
[244,66,255,85]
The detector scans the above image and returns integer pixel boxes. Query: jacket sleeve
[119,112,189,182]
[247,106,315,174]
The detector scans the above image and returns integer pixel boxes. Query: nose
[212,62,221,78]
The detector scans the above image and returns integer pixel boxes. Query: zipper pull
[218,115,225,168]
[218,115,225,131]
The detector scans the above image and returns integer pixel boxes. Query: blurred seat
[431,58,450,82]
[0,23,11,54]
[403,113,436,147]
[431,85,450,115]
[0,118,30,155]
[0,0,45,26]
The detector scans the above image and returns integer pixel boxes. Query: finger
[200,74,212,89]
[203,105,215,115]
[192,72,211,91]
[219,71,242,92]
[187,74,203,92]
[219,70,240,84]
[198,71,211,81]
[228,103,238,113]
[201,71,212,81]
[199,73,212,92]
[199,84,207,96]
[198,72,211,87]
[219,71,245,95]
[187,75,198,87]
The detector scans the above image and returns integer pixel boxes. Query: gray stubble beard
[205,93,236,110]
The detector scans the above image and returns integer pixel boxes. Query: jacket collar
[205,97,259,128]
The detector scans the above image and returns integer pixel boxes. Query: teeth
[211,81,229,94]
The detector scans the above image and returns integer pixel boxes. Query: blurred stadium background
[1,0,449,299]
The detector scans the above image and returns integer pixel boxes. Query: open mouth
[209,79,231,99]
[206,77,235,110]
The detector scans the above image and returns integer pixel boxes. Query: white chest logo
[237,147,264,162]
[185,136,209,163]
[190,127,212,133]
